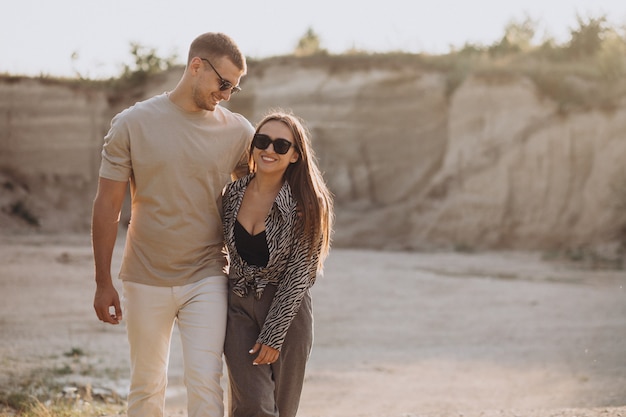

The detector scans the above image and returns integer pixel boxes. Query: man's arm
[91,177,128,324]
[232,151,250,180]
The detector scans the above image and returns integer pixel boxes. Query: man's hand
[249,343,279,366]
[93,283,122,324]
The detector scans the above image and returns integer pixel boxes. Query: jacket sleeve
[256,230,322,351]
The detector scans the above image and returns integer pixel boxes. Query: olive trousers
[224,284,313,417]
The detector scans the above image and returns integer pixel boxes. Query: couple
[91,32,334,417]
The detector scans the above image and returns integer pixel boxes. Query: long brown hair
[249,110,334,270]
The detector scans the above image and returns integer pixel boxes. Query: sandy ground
[0,233,625,417]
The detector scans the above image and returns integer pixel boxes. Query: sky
[2,0,626,79]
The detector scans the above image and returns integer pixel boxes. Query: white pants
[122,276,228,417]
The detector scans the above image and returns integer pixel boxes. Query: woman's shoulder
[227,173,254,193]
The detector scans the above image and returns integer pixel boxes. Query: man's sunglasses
[252,133,296,155]
[200,58,241,94]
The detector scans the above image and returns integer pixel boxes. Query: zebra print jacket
[222,173,320,351]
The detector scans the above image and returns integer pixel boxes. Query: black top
[234,219,270,267]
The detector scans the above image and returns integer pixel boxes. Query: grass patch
[0,377,125,417]
[0,348,126,417]
[1,394,124,417]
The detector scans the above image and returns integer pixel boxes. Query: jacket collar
[234,173,296,219]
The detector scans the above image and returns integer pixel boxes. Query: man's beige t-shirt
[99,93,254,287]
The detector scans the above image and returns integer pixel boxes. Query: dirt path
[1,234,624,416]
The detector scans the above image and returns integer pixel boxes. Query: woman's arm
[257,231,322,351]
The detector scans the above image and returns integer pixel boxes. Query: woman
[222,110,333,417]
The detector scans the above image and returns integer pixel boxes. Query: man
[92,32,254,417]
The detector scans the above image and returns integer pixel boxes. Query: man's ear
[190,57,203,74]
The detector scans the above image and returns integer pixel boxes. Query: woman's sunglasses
[252,133,296,155]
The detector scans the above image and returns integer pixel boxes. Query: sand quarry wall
[1,57,626,255]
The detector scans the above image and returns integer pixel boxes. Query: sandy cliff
[413,75,626,252]
[0,78,111,233]
[1,57,625,258]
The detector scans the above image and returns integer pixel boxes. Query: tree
[567,14,608,57]
[294,27,326,56]
[120,42,178,84]
[489,14,538,56]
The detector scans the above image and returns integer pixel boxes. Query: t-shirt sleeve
[99,112,132,182]
[231,117,255,180]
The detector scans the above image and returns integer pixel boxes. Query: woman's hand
[249,343,279,366]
